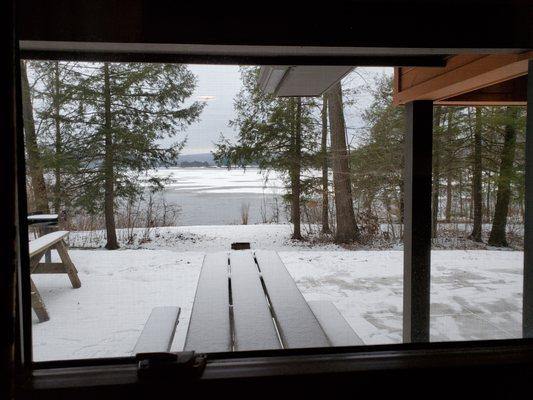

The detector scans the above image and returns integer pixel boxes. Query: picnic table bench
[29,230,81,322]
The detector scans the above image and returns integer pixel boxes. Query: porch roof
[258,52,532,105]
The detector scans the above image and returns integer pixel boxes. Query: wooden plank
[28,230,69,258]
[399,54,483,90]
[55,240,81,288]
[254,250,330,349]
[308,301,363,346]
[184,253,231,352]
[403,101,433,343]
[32,263,66,273]
[394,53,532,105]
[230,251,280,351]
[133,307,180,354]
[31,279,49,322]
[436,75,527,106]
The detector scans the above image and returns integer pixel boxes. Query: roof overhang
[258,66,354,97]
[393,52,533,106]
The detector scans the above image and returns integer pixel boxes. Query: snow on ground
[67,224,343,251]
[32,224,523,361]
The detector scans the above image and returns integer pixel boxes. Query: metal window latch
[136,351,206,380]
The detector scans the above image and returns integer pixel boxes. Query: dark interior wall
[18,0,532,49]
[3,1,18,399]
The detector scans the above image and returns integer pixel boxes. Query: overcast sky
[176,65,393,155]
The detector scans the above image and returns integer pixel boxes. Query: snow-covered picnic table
[27,213,59,224]
[29,231,81,322]
[182,250,363,352]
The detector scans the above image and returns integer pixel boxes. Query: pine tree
[213,67,319,239]
[352,74,404,240]
[488,107,523,247]
[72,62,204,249]
[30,60,86,215]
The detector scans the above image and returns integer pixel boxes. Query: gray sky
[177,65,392,155]
[178,64,241,154]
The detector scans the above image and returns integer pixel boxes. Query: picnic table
[29,230,81,322]
[183,250,363,352]
[133,250,363,356]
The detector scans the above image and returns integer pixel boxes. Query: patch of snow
[32,224,523,361]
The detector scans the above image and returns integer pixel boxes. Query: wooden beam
[435,76,527,106]
[394,53,532,105]
[32,263,66,274]
[403,101,433,343]
[524,60,533,339]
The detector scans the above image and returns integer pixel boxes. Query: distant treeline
[179,161,210,167]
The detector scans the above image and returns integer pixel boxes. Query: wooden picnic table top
[29,230,69,259]
[184,250,346,353]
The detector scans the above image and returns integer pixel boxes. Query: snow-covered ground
[32,224,523,361]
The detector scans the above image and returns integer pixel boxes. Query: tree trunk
[399,179,404,225]
[469,107,483,242]
[53,61,62,214]
[20,61,49,213]
[321,95,331,234]
[445,174,452,222]
[289,98,302,240]
[327,82,359,243]
[445,110,453,223]
[488,107,518,247]
[431,107,442,238]
[486,171,492,221]
[103,63,119,250]
[459,170,464,218]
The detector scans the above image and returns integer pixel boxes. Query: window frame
[12,0,533,394]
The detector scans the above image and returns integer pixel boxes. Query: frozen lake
[143,167,289,225]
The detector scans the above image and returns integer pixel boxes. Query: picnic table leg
[45,249,52,263]
[42,225,56,264]
[55,241,81,288]
[31,279,50,322]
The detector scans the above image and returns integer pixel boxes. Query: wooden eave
[393,52,533,106]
